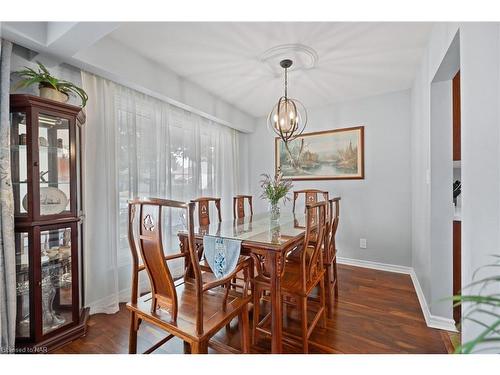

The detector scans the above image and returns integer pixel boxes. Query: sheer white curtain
[0,39,16,353]
[81,72,240,314]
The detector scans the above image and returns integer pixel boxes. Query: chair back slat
[233,195,253,219]
[138,204,178,316]
[128,204,140,305]
[325,197,341,264]
[293,189,329,219]
[192,197,222,226]
[302,201,327,285]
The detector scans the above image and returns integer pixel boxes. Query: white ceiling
[107,23,433,117]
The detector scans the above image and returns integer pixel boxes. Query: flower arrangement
[259,172,293,218]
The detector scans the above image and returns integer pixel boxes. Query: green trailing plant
[259,172,293,207]
[15,61,88,107]
[453,255,500,353]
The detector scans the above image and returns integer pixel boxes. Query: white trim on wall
[337,256,412,275]
[337,257,458,332]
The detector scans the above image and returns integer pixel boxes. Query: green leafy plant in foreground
[453,255,500,353]
[15,61,88,107]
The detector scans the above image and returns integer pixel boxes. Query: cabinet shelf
[13,181,71,185]
[11,144,70,153]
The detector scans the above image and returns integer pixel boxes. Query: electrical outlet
[360,238,367,249]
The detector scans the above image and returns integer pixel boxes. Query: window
[114,87,239,267]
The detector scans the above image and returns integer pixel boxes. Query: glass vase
[270,203,280,221]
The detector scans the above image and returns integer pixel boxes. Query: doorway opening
[430,31,461,335]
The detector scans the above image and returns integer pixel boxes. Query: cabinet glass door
[10,112,28,216]
[37,113,71,216]
[40,226,73,335]
[15,231,30,338]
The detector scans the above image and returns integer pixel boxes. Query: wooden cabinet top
[10,94,85,123]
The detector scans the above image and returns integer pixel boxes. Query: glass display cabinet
[10,94,88,352]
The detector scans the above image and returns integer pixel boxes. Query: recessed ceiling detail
[260,44,319,76]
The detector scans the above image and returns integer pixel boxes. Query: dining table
[177,211,307,354]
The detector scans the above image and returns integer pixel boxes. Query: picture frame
[275,125,365,180]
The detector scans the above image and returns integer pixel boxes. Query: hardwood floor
[54,264,449,354]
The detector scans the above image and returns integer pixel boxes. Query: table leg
[270,252,283,354]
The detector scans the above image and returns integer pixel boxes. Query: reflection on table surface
[182,212,307,247]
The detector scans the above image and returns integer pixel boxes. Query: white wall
[247,90,412,266]
[460,23,500,345]
[411,22,500,344]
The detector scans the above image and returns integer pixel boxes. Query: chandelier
[267,59,307,145]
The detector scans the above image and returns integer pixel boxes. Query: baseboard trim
[409,269,458,332]
[337,256,412,274]
[337,256,458,333]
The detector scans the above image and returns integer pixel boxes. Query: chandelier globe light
[267,59,307,145]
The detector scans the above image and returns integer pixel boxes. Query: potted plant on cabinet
[14,61,88,107]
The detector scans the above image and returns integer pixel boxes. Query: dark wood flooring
[54,264,450,354]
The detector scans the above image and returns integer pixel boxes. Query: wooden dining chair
[288,189,329,259]
[191,197,222,226]
[292,189,329,214]
[189,197,222,274]
[229,196,253,294]
[233,195,253,219]
[252,201,327,353]
[126,198,252,354]
[324,197,340,318]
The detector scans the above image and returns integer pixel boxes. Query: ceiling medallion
[267,59,308,146]
[260,44,319,75]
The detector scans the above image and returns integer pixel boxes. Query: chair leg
[240,305,250,353]
[128,312,139,354]
[319,277,327,328]
[183,341,191,354]
[324,264,333,319]
[301,296,309,354]
[333,258,339,298]
[252,286,260,345]
[191,340,208,354]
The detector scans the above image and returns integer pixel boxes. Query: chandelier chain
[284,67,288,99]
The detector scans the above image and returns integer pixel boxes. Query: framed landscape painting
[275,126,365,180]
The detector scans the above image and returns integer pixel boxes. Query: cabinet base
[17,307,90,353]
